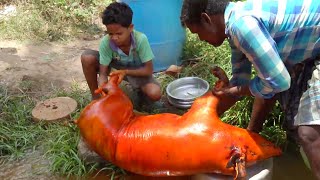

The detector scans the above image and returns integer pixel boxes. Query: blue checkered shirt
[225,0,320,98]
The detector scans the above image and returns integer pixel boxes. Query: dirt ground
[0,39,100,97]
[0,39,99,179]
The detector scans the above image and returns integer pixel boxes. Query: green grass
[0,2,287,176]
[0,87,45,159]
[0,84,123,177]
[44,123,96,177]
[0,0,113,41]
[42,83,99,177]
[180,32,232,85]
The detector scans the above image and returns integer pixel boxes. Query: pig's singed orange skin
[77,75,282,177]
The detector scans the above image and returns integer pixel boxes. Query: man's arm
[212,40,252,115]
[212,66,252,115]
[230,16,291,99]
[228,17,290,132]
[247,96,277,133]
[228,40,252,87]
[213,83,277,132]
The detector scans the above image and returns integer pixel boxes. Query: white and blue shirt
[225,0,320,98]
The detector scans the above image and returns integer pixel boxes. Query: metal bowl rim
[166,76,209,101]
[167,97,192,109]
[167,96,194,105]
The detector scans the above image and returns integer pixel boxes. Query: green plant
[0,0,112,41]
[0,83,109,176]
[0,87,46,159]
[44,123,97,177]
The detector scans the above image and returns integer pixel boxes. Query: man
[180,0,320,179]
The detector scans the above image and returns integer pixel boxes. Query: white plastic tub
[191,158,273,180]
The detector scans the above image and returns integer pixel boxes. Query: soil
[0,39,99,97]
[0,39,100,180]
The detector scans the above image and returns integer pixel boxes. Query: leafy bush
[0,0,112,41]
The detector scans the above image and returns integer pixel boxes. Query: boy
[180,0,320,178]
[81,2,161,104]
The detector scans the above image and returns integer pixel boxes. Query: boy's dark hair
[180,0,230,25]
[102,2,133,27]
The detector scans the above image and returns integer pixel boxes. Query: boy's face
[186,14,226,47]
[106,24,133,47]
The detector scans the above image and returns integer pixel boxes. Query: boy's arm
[126,60,153,76]
[98,64,109,86]
[98,35,113,86]
[110,32,155,83]
[132,33,154,76]
[111,32,155,83]
[110,61,153,84]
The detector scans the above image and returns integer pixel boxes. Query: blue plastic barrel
[117,0,186,72]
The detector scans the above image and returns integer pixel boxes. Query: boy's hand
[98,75,108,87]
[110,70,127,84]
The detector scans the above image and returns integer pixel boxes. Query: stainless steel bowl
[166,77,209,109]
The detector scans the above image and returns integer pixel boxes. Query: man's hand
[210,65,238,98]
[211,65,229,88]
[212,86,242,99]
[210,66,239,115]
[110,70,127,84]
[211,86,241,116]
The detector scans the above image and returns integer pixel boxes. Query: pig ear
[101,87,108,97]
[226,147,247,179]
[109,74,120,85]
[94,83,108,98]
